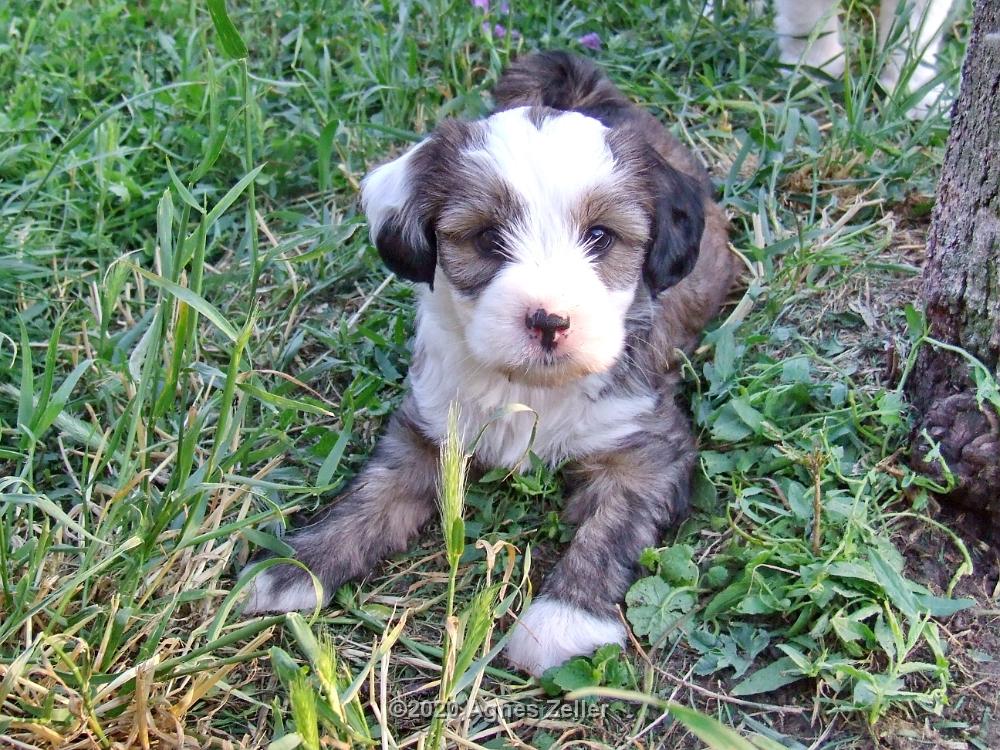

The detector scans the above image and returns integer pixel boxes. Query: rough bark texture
[908,0,1000,528]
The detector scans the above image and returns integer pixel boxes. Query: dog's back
[494,51,737,360]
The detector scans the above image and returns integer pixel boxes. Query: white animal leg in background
[774,0,846,77]
[878,0,954,117]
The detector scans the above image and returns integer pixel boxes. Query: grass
[1,0,997,748]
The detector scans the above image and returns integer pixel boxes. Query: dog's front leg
[505,411,696,676]
[243,401,439,613]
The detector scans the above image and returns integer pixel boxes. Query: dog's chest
[410,327,654,468]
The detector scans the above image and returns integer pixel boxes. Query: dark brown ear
[372,211,437,286]
[360,141,438,286]
[644,156,705,296]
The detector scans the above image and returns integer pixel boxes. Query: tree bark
[908,0,1000,526]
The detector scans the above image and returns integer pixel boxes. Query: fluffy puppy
[244,52,737,676]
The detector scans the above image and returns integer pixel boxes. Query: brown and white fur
[773,0,958,118]
[243,52,737,676]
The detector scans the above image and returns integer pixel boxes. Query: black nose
[525,308,570,350]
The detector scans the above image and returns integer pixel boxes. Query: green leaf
[875,391,905,428]
[691,625,769,679]
[904,303,926,343]
[16,320,32,436]
[658,544,699,586]
[192,122,232,181]
[873,616,897,661]
[239,382,334,418]
[592,644,618,664]
[826,561,879,583]
[830,381,848,406]
[712,325,737,383]
[690,467,719,511]
[317,416,353,487]
[563,687,759,750]
[267,733,303,750]
[206,0,248,59]
[832,613,875,645]
[35,315,64,427]
[204,164,264,227]
[913,593,975,617]
[704,575,751,619]
[317,120,338,192]
[783,479,812,520]
[667,702,760,750]
[242,529,296,557]
[269,645,305,687]
[625,576,695,643]
[867,548,919,620]
[546,658,597,692]
[971,365,1000,412]
[639,548,659,571]
[125,262,238,342]
[711,402,753,442]
[284,612,322,665]
[731,656,804,696]
[705,565,729,589]
[780,356,811,384]
[3,492,109,545]
[730,397,764,432]
[32,359,93,437]
[166,159,204,214]
[156,188,174,281]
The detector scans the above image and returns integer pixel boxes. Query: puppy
[244,52,737,676]
[773,0,957,117]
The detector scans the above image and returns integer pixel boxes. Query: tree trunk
[908,0,1000,526]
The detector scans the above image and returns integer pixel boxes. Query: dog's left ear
[361,140,438,287]
[644,158,705,296]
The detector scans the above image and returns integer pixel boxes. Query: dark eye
[474,227,505,259]
[583,226,615,256]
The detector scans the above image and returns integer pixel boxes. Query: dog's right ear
[361,141,438,286]
[644,157,705,297]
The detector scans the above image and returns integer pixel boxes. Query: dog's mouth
[499,349,608,387]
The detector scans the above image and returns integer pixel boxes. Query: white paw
[504,598,626,677]
[879,68,947,120]
[778,36,846,77]
[905,82,947,119]
[242,566,322,614]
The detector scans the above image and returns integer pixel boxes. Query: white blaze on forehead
[476,107,614,190]
[468,107,616,259]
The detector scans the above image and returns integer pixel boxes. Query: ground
[1,0,998,748]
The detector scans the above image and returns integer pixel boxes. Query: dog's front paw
[504,597,626,677]
[778,37,846,78]
[241,531,349,614]
[242,561,327,614]
[240,515,364,614]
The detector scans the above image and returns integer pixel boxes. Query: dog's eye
[583,226,615,256]
[474,227,505,259]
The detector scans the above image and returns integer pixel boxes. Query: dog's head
[361,106,704,386]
